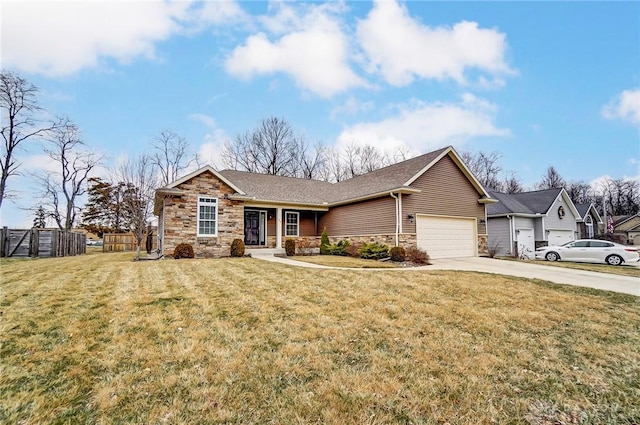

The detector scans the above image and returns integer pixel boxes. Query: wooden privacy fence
[103,232,157,252]
[0,227,86,258]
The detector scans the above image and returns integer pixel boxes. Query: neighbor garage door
[416,215,477,259]
[547,229,574,246]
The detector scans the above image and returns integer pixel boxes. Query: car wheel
[606,255,623,266]
[545,252,560,262]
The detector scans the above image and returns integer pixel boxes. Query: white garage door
[548,229,574,246]
[416,215,477,259]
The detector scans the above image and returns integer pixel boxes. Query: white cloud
[189,114,230,170]
[356,0,513,86]
[330,97,375,119]
[225,2,365,97]
[336,94,510,154]
[602,89,640,126]
[2,0,247,76]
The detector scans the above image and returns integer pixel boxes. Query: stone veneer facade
[294,233,489,256]
[161,172,244,258]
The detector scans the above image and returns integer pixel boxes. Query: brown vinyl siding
[319,196,396,236]
[278,211,319,237]
[402,155,486,234]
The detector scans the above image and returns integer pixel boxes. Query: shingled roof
[156,146,491,210]
[487,188,575,217]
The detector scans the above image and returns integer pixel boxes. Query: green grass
[1,251,639,424]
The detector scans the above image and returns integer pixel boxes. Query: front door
[244,210,266,246]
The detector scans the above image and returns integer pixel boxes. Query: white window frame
[285,211,299,237]
[197,196,218,237]
[584,215,594,238]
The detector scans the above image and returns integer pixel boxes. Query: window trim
[584,215,594,238]
[285,211,299,237]
[197,196,218,237]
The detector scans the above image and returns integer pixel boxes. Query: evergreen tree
[33,205,47,228]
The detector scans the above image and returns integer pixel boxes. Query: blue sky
[1,0,639,227]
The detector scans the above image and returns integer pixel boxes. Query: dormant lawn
[1,251,639,424]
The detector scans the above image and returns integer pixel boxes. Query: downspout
[390,192,399,247]
[507,214,513,256]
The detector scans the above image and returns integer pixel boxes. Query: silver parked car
[535,239,640,266]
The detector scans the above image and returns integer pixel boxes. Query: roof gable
[163,165,246,195]
[488,188,580,218]
[575,203,603,223]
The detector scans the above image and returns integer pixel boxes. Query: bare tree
[598,177,640,216]
[151,130,193,186]
[566,180,595,205]
[221,117,301,176]
[319,146,348,182]
[38,119,101,230]
[117,154,157,260]
[0,70,59,208]
[536,166,566,190]
[297,139,325,180]
[460,150,504,191]
[502,172,524,194]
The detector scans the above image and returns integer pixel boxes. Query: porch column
[276,207,283,249]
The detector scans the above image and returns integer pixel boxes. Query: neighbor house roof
[575,203,603,223]
[154,146,494,212]
[487,188,579,218]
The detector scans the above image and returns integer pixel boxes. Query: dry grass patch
[1,252,639,424]
[289,255,399,268]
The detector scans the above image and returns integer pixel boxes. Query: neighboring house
[153,146,497,259]
[612,213,640,245]
[486,188,580,258]
[575,203,603,239]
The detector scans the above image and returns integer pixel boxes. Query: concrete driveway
[429,257,639,296]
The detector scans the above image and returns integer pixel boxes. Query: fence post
[0,227,6,257]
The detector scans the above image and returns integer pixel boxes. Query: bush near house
[346,241,363,258]
[405,246,429,265]
[284,239,296,256]
[389,246,406,262]
[230,239,245,257]
[326,240,350,256]
[319,228,330,255]
[173,243,194,259]
[358,242,389,260]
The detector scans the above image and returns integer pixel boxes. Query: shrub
[358,242,389,260]
[346,241,362,258]
[405,246,429,265]
[389,246,406,262]
[296,238,316,255]
[230,239,245,257]
[285,239,296,256]
[320,228,330,255]
[173,243,194,259]
[327,240,350,256]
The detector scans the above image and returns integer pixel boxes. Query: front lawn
[1,252,639,424]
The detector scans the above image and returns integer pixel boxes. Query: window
[285,211,299,237]
[197,197,217,236]
[584,215,594,238]
[589,241,613,248]
[572,241,590,248]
